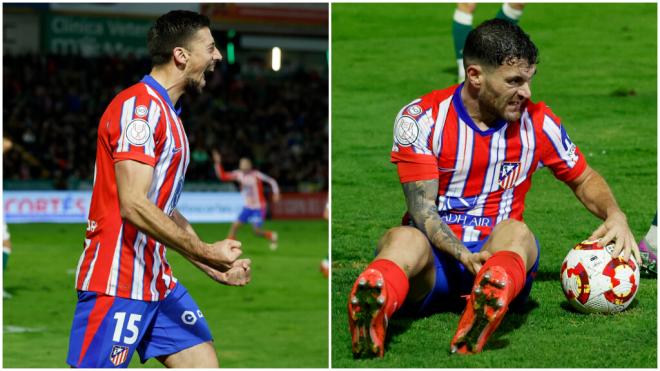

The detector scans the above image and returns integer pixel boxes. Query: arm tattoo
[402,180,468,262]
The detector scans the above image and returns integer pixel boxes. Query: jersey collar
[141,75,182,116]
[452,83,508,136]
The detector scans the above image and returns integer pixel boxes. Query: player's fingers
[589,224,608,240]
[479,250,492,262]
[472,261,482,275]
[227,239,242,248]
[629,233,642,265]
[622,244,631,262]
[610,235,624,258]
[600,229,617,250]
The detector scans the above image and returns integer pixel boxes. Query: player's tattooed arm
[401,180,471,263]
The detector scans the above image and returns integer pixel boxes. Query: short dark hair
[463,19,539,70]
[147,10,211,66]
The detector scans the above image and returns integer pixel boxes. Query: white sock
[644,225,657,252]
[453,9,473,26]
[502,3,523,20]
[457,59,465,82]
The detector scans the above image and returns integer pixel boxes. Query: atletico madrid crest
[110,345,129,366]
[498,162,521,189]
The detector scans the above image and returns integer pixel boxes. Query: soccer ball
[560,239,640,314]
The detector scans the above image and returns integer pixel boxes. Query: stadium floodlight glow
[271,47,281,72]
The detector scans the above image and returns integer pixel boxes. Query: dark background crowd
[3,50,328,192]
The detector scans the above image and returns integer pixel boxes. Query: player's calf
[348,259,409,358]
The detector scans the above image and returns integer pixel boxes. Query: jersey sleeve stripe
[432,95,453,157]
[541,115,575,169]
[117,96,136,153]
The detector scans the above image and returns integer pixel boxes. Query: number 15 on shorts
[113,312,142,345]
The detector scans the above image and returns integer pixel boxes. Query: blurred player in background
[67,10,251,368]
[348,19,640,358]
[212,149,280,250]
[3,137,13,299]
[639,213,657,275]
[321,201,329,278]
[452,3,525,81]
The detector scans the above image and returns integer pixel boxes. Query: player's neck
[149,66,186,106]
[460,84,498,130]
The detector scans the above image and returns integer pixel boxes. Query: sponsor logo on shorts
[181,310,198,325]
[110,345,129,366]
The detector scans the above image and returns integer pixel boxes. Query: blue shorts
[67,283,213,368]
[401,238,540,317]
[238,207,265,227]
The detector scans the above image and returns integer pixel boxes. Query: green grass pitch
[3,220,328,367]
[331,3,656,368]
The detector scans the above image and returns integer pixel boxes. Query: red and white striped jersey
[75,75,190,301]
[215,165,280,209]
[391,83,587,242]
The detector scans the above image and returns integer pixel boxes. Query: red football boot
[450,266,511,355]
[347,268,388,358]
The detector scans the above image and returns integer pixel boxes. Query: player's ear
[172,46,188,67]
[465,64,483,88]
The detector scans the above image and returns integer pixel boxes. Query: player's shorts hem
[139,337,215,363]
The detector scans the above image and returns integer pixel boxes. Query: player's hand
[272,193,281,203]
[461,250,492,276]
[211,149,221,164]
[193,258,251,286]
[205,239,243,271]
[216,259,252,286]
[589,211,640,264]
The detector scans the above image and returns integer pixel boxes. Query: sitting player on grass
[347,19,641,357]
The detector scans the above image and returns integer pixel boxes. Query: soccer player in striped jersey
[348,19,641,357]
[67,11,251,368]
[212,150,280,250]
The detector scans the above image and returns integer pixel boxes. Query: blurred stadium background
[3,3,328,367]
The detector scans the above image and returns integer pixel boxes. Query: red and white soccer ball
[560,239,640,314]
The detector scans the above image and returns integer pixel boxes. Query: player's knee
[497,219,535,246]
[377,226,428,254]
[457,3,477,13]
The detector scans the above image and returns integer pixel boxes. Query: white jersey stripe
[106,224,124,296]
[144,101,161,158]
[542,115,577,168]
[81,242,100,291]
[75,238,91,288]
[163,110,187,215]
[150,242,162,299]
[515,112,536,187]
[447,119,474,197]
[130,232,147,299]
[118,97,136,153]
[463,226,481,242]
[432,96,453,157]
[471,126,508,218]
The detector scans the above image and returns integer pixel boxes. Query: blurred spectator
[3,53,328,192]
